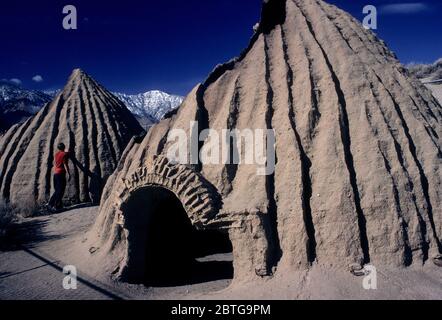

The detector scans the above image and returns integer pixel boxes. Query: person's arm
[64,154,71,181]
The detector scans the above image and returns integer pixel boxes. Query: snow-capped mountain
[0,82,183,133]
[113,90,183,128]
[46,88,183,127]
[0,81,53,132]
[0,81,52,114]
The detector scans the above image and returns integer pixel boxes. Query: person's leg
[55,174,66,209]
[48,174,60,207]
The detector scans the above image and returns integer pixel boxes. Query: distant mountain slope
[113,90,183,128]
[407,58,442,81]
[0,117,6,134]
[406,58,442,106]
[0,81,53,132]
[31,87,183,130]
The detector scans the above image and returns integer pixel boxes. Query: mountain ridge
[0,81,52,132]
[0,82,183,132]
[112,90,183,128]
[407,58,442,81]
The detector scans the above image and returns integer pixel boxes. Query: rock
[434,255,442,267]
[87,0,441,283]
[0,69,144,211]
[349,263,365,276]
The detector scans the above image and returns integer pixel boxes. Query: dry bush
[0,200,16,239]
[13,196,42,218]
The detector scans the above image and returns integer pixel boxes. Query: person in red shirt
[48,143,71,211]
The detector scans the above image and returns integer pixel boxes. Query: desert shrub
[0,200,16,240]
[13,196,42,218]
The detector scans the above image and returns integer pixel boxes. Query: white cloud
[32,75,44,83]
[379,3,430,15]
[9,78,22,85]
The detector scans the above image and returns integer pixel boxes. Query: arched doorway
[122,186,233,287]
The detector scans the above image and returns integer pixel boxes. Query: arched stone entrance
[115,156,222,228]
[113,156,232,286]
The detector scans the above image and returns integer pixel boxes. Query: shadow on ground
[0,219,62,252]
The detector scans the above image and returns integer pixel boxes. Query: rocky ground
[0,206,440,300]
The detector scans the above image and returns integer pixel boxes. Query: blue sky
[0,0,441,95]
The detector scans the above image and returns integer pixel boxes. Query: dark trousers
[49,173,66,209]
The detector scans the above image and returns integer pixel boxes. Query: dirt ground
[0,206,441,300]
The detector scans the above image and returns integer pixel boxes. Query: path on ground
[0,206,232,300]
[0,206,127,300]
